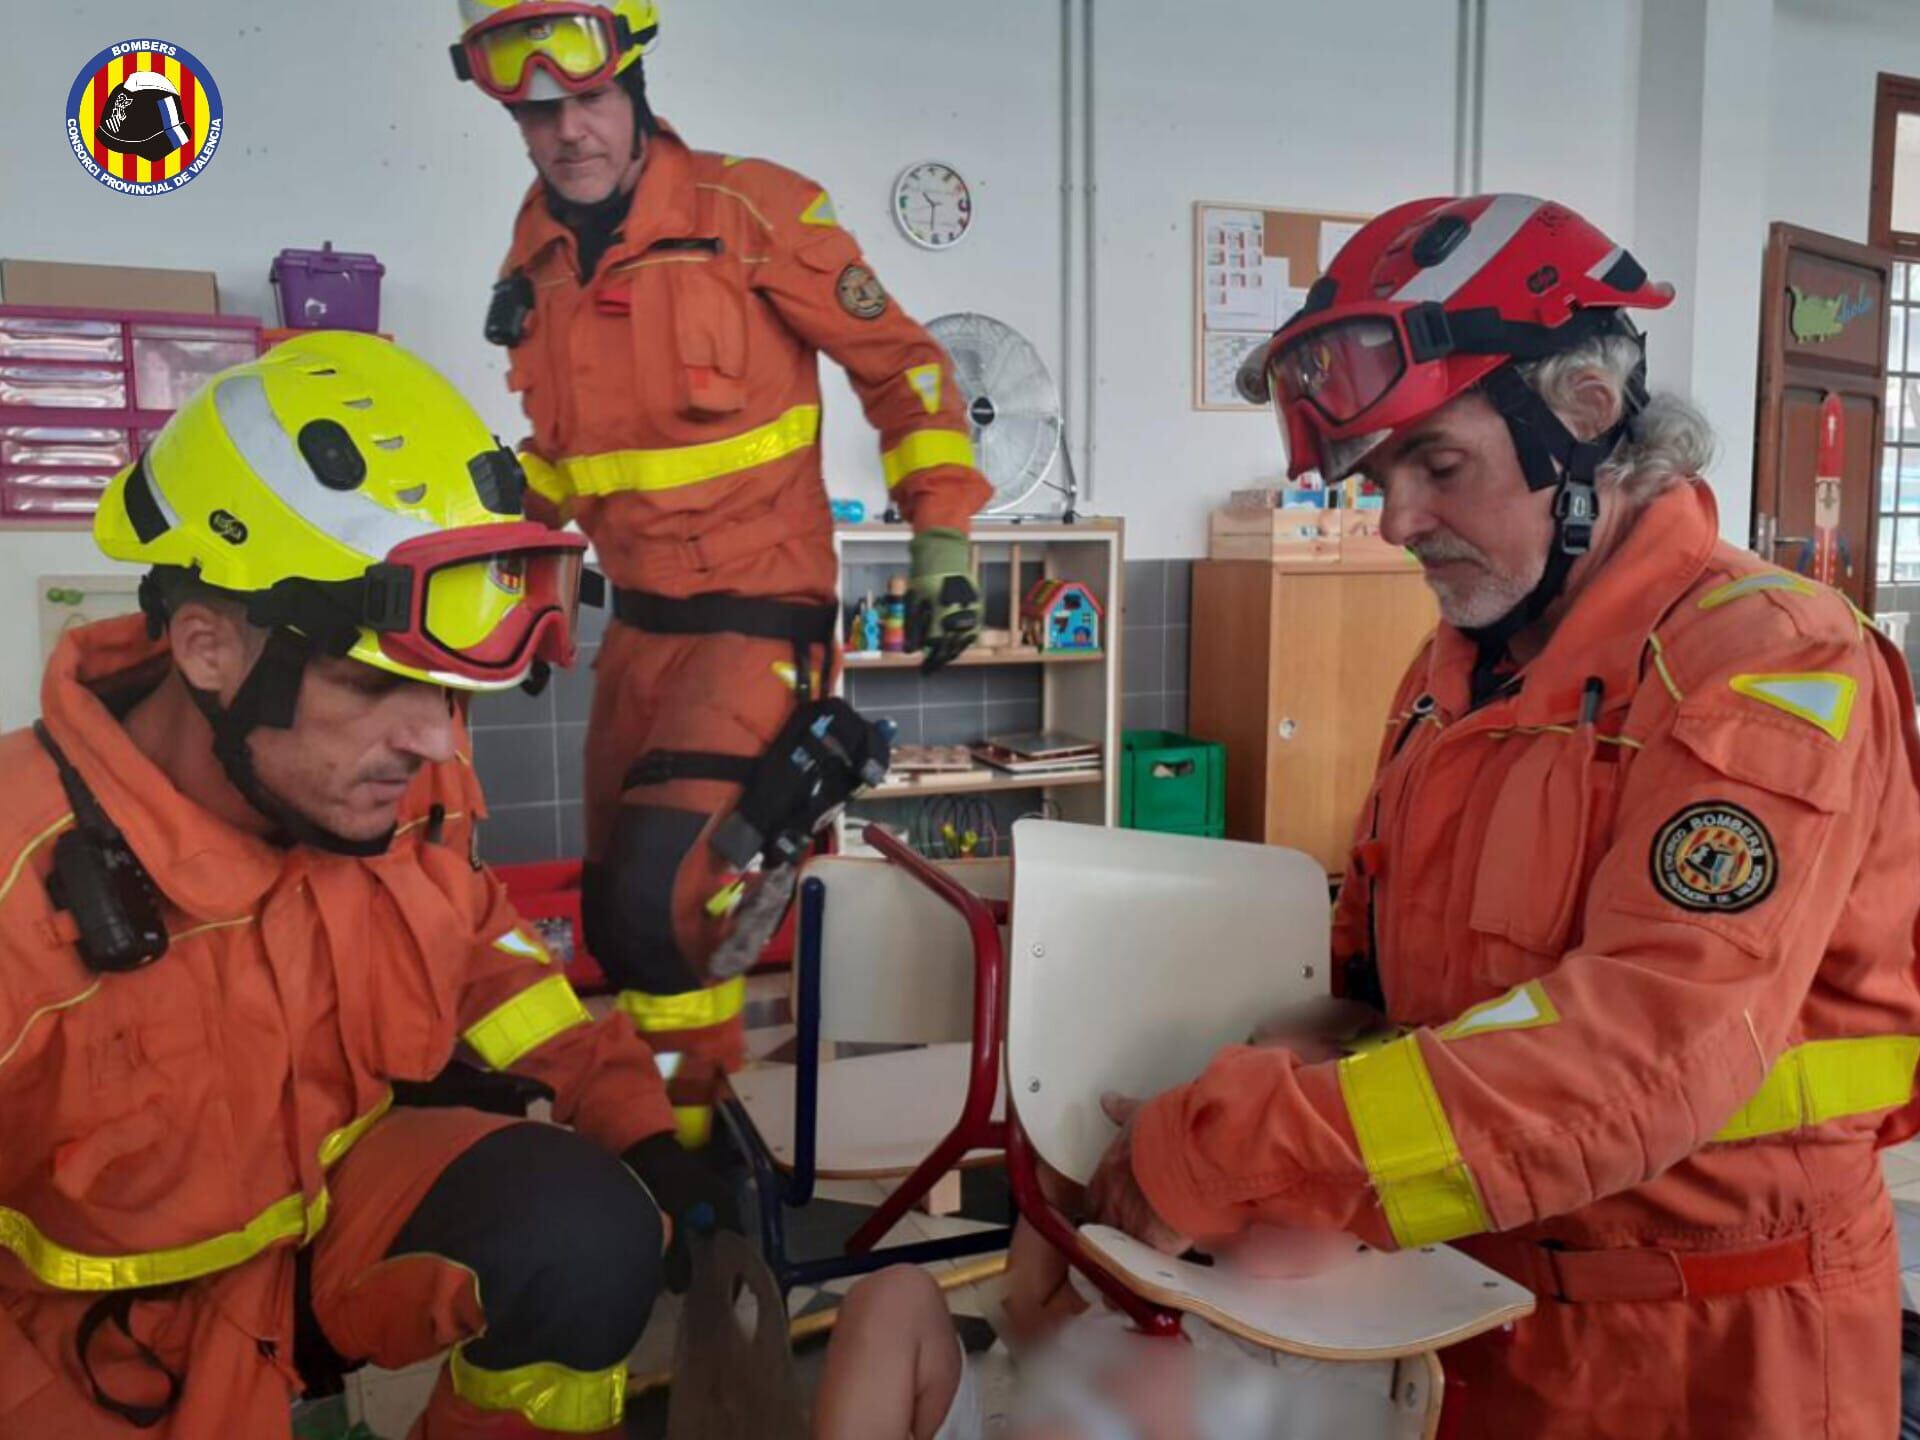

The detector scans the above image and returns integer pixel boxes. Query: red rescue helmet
[1240,194,1674,485]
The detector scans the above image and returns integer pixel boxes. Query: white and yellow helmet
[95,331,587,693]
[452,0,658,103]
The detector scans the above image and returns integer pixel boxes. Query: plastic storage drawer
[1120,730,1225,837]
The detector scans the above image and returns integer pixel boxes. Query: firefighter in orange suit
[453,0,993,1142]
[1085,196,1920,1435]
[0,333,736,1439]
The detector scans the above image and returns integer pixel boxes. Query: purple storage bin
[270,242,385,332]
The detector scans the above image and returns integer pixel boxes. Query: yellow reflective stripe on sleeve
[1712,1035,1920,1142]
[1337,1035,1491,1248]
[615,975,747,1034]
[450,1344,626,1434]
[0,1090,391,1290]
[1441,981,1561,1041]
[1698,572,1818,610]
[881,429,978,489]
[558,405,821,495]
[674,1104,715,1149]
[905,363,944,415]
[463,974,591,1070]
[1728,672,1858,742]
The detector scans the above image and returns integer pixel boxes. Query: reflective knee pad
[581,805,709,996]
[387,1122,665,1374]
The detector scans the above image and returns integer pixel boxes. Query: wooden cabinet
[1189,562,1436,873]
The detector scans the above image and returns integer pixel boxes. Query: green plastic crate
[1120,730,1225,837]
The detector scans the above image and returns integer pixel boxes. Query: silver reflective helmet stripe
[213,374,438,561]
[1391,194,1544,306]
[1587,245,1625,281]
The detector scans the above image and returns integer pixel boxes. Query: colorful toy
[1020,578,1103,652]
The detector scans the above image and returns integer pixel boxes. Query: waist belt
[1460,1232,1815,1303]
[611,589,837,645]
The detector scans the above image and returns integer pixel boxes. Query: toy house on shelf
[1021,579,1102,653]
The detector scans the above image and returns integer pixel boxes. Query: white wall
[1768,0,1920,244]
[1089,0,1461,559]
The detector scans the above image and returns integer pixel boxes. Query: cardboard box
[1209,505,1340,563]
[1208,504,1420,569]
[1,259,219,315]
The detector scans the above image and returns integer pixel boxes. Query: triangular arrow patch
[1730,672,1857,741]
[800,190,839,227]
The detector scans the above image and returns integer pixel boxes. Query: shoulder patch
[1698,573,1819,610]
[800,190,838,227]
[1728,672,1857,742]
[1650,803,1777,914]
[905,363,944,415]
[1441,981,1560,1041]
[836,263,889,320]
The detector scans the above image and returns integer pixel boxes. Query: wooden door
[1266,570,1435,872]
[1752,223,1893,613]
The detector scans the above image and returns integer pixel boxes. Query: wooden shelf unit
[833,518,1123,835]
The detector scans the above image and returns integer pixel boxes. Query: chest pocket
[618,240,750,420]
[1466,729,1625,986]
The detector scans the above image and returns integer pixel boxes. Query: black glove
[906,527,982,674]
[623,1133,744,1293]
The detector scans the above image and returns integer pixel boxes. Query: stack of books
[969,731,1102,777]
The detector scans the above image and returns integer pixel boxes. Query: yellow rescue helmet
[453,0,659,103]
[95,331,586,692]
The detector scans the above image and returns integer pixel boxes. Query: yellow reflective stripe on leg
[615,976,747,1033]
[558,405,820,495]
[1337,1035,1490,1248]
[674,1104,715,1150]
[449,1344,627,1434]
[463,974,591,1070]
[881,428,977,489]
[1713,1035,1920,1142]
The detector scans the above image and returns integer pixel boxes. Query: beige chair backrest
[1006,819,1329,1184]
[805,854,1010,1047]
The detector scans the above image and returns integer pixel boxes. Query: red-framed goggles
[1256,302,1487,482]
[450,3,646,103]
[359,523,589,685]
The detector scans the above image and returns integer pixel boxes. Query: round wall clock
[893,161,974,250]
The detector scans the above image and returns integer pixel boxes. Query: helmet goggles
[360,522,588,686]
[452,3,632,103]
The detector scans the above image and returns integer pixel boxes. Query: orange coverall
[0,617,677,1438]
[1131,481,1920,1436]
[499,120,989,1123]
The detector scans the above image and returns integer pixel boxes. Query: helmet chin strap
[183,628,396,858]
[1459,360,1643,701]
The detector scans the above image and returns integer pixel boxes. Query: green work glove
[906,527,981,674]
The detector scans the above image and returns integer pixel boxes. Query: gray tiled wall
[469,559,1194,866]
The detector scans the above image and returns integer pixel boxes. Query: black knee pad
[582,804,709,995]
[388,1122,665,1371]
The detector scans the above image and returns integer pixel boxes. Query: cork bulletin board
[1194,202,1372,412]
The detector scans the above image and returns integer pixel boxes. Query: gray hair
[1519,332,1715,507]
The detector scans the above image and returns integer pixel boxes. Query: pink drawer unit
[0,424,133,469]
[0,305,264,527]
[0,316,124,363]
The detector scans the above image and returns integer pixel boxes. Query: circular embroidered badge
[836,263,889,320]
[1650,803,1777,913]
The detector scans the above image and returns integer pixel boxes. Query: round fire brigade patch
[1650,803,1777,914]
[836,263,889,320]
